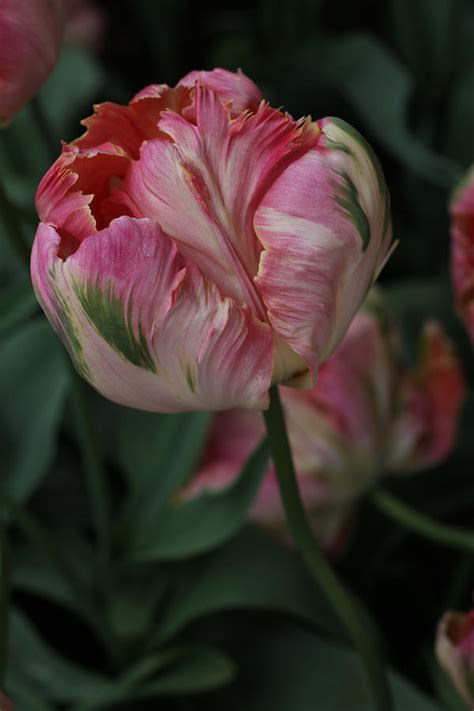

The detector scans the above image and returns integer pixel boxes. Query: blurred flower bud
[0,690,14,711]
[0,0,68,125]
[65,0,105,52]
[450,166,474,344]
[436,609,474,708]
[184,295,465,545]
[388,321,466,472]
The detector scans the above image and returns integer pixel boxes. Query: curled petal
[74,84,192,159]
[254,116,393,377]
[450,167,474,344]
[35,142,131,251]
[177,67,263,118]
[31,216,273,412]
[125,86,318,319]
[0,0,67,124]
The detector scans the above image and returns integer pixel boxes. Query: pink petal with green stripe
[254,117,393,377]
[31,216,273,412]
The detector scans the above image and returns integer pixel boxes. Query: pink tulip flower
[31,68,393,413]
[436,609,474,708]
[388,321,466,471]
[64,0,105,52]
[184,301,465,543]
[450,167,474,344]
[0,0,68,125]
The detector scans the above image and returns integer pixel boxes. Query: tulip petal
[124,86,318,316]
[177,67,263,118]
[74,85,192,159]
[31,217,273,412]
[35,142,133,254]
[254,117,392,376]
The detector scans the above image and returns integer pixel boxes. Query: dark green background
[1,0,473,708]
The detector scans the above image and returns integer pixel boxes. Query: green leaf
[71,650,184,710]
[443,61,474,165]
[39,46,105,141]
[139,645,235,697]
[127,439,269,561]
[389,0,458,87]
[198,617,441,711]
[320,33,461,186]
[152,527,339,646]
[6,670,55,711]
[0,279,37,338]
[0,320,69,501]
[117,409,211,538]
[6,609,112,703]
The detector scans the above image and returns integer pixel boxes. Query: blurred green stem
[70,369,112,575]
[372,488,474,553]
[0,527,10,686]
[0,180,30,267]
[263,386,393,711]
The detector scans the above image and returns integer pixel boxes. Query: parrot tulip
[31,68,393,413]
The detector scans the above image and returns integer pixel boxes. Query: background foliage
[1,0,474,708]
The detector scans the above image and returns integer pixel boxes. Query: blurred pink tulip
[0,691,14,710]
[64,0,105,52]
[31,68,393,413]
[436,609,474,708]
[450,167,474,344]
[388,321,466,471]
[184,299,465,544]
[0,0,68,125]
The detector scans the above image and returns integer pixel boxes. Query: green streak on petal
[75,279,156,373]
[324,136,353,156]
[326,117,391,241]
[48,271,91,381]
[185,366,196,393]
[333,170,371,251]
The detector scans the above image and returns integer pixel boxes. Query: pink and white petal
[254,117,393,377]
[288,310,396,448]
[35,148,95,248]
[125,86,318,316]
[32,216,273,412]
[177,67,263,118]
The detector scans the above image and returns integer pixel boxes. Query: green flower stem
[0,179,31,267]
[372,488,474,552]
[69,369,112,574]
[0,527,10,686]
[263,386,393,711]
